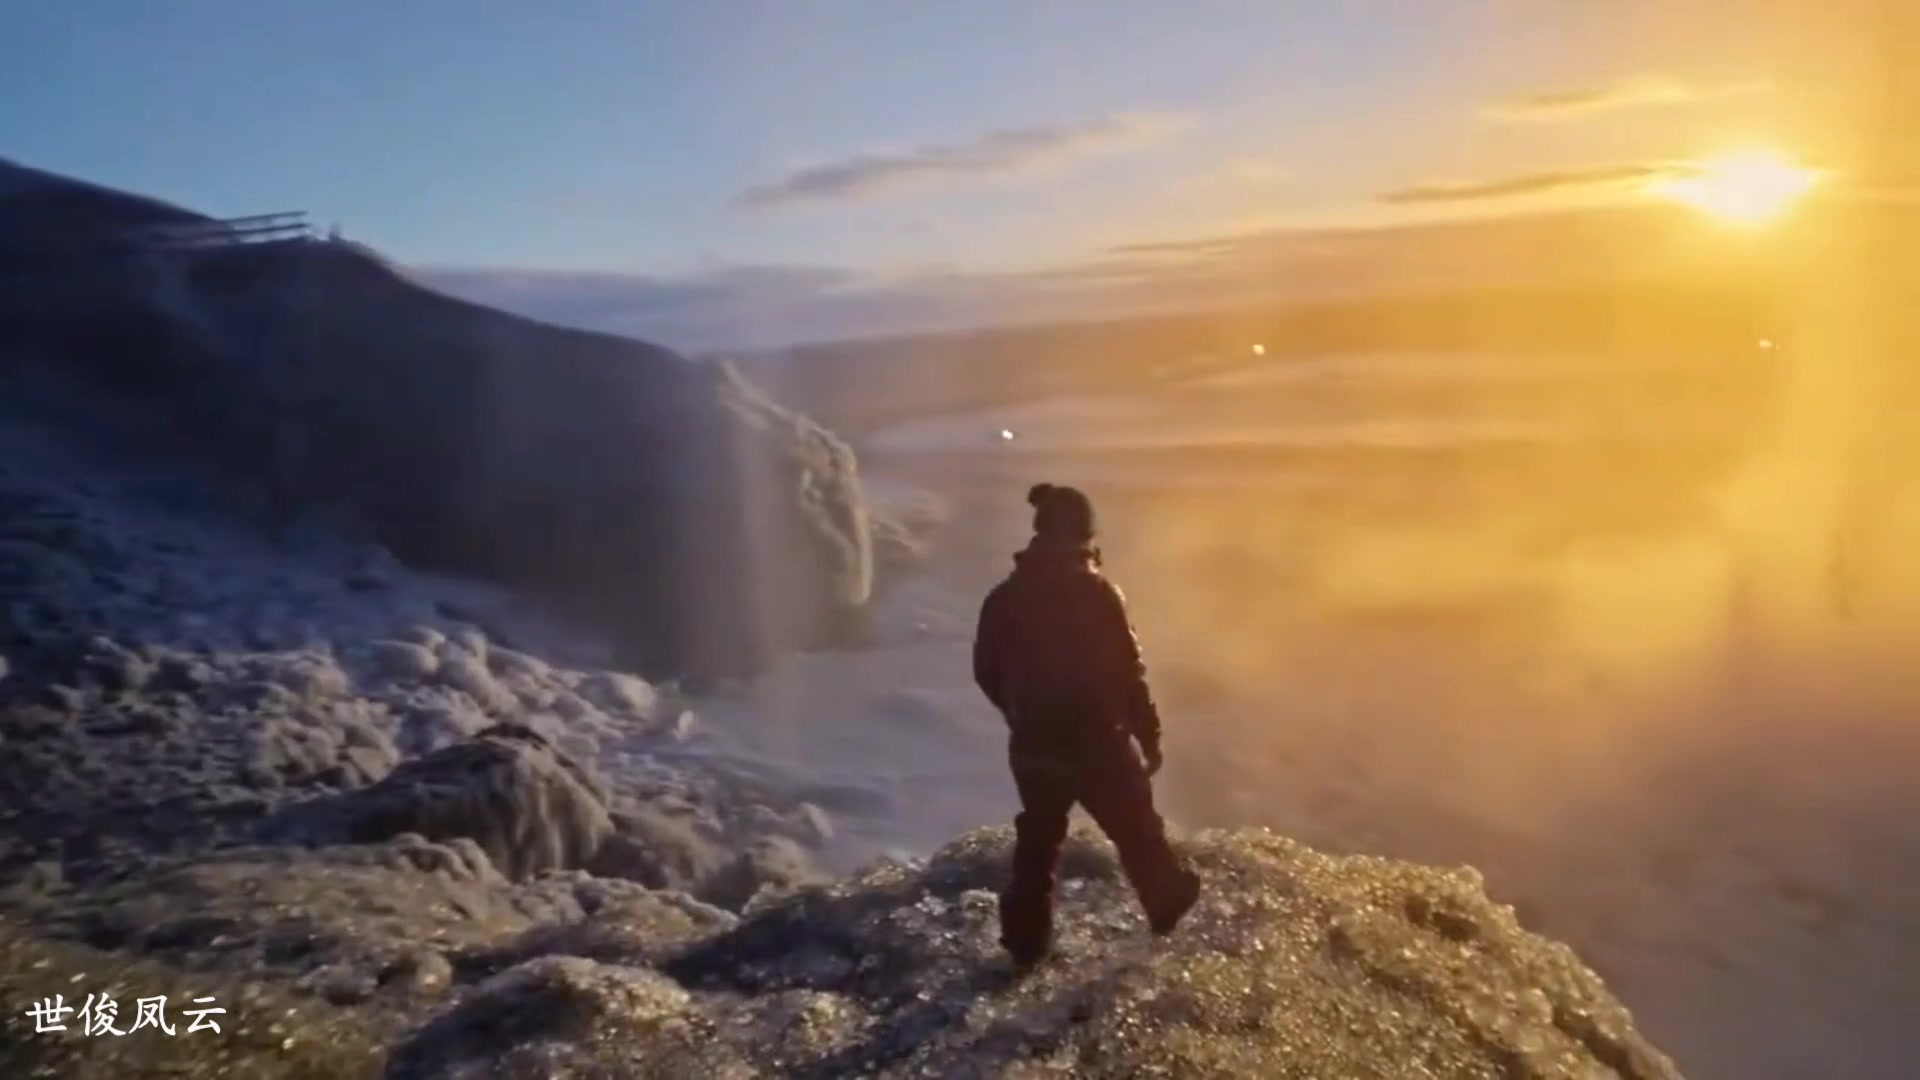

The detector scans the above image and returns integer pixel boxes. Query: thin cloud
[1217,157,1291,187]
[420,202,1712,351]
[735,112,1185,209]
[1378,163,1681,205]
[1109,235,1251,259]
[1485,75,1773,123]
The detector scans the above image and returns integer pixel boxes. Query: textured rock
[381,825,1684,1079]
[79,635,153,692]
[700,835,830,913]
[280,726,614,880]
[385,957,729,1079]
[369,639,440,681]
[794,803,836,847]
[485,646,549,682]
[473,889,737,973]
[434,652,511,712]
[589,805,728,892]
[249,651,352,701]
[244,716,394,789]
[575,671,658,722]
[243,278,880,681]
[383,949,456,997]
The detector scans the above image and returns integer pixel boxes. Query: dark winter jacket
[972,538,1163,763]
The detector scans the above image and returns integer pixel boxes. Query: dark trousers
[999,738,1189,958]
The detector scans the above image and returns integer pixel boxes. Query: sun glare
[1649,149,1822,226]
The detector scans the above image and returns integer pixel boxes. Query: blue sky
[0,2,1858,347]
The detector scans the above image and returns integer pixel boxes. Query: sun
[1649,149,1823,225]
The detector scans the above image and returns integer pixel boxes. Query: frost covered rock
[588,804,728,892]
[243,716,396,789]
[391,694,494,754]
[579,798,825,914]
[368,639,440,681]
[396,626,447,651]
[434,652,513,713]
[384,948,456,997]
[475,888,737,972]
[0,700,74,741]
[384,956,739,1078]
[5,158,875,681]
[280,725,614,879]
[793,802,835,847]
[700,835,830,913]
[547,689,593,718]
[737,801,837,851]
[78,634,153,692]
[576,670,659,721]
[7,833,675,1034]
[148,650,216,692]
[249,650,354,701]
[425,825,1678,1079]
[485,646,550,682]
[298,961,381,1005]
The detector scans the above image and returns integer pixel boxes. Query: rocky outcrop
[386,825,1685,1079]
[269,718,834,906]
[0,158,873,678]
[189,242,874,677]
[278,724,616,880]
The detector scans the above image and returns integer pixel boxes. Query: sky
[0,1,1899,349]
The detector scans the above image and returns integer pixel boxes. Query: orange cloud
[1484,75,1772,123]
[1378,163,1683,205]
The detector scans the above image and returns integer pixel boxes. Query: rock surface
[387,825,1683,1079]
[276,724,616,880]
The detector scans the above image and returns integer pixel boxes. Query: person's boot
[1002,933,1051,969]
[1148,867,1202,936]
[999,891,1053,968]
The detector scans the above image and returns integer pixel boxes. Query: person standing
[972,483,1201,966]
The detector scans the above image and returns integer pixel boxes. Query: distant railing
[126,211,315,251]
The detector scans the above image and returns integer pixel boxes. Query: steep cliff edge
[0,158,871,678]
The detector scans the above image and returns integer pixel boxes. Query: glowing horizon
[1648,149,1824,226]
